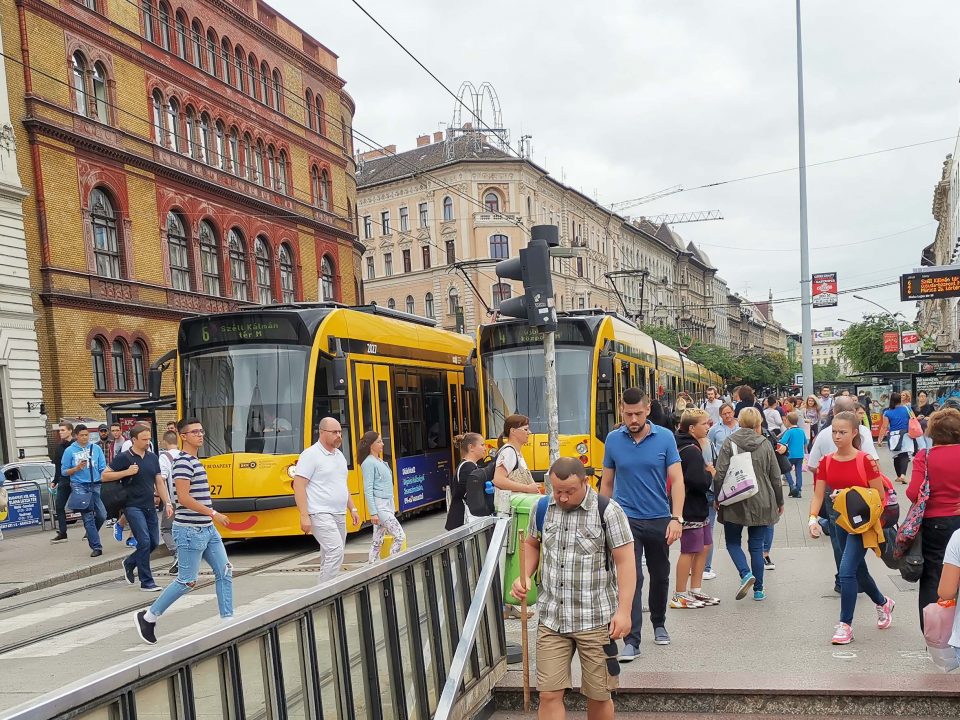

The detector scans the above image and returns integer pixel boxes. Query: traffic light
[495,224,558,331]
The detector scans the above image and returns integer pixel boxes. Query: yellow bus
[177,304,477,539]
[474,311,723,482]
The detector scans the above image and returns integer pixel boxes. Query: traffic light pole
[543,329,560,475]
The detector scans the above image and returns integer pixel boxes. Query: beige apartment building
[356,131,723,338]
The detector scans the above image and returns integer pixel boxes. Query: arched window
[255,237,272,304]
[320,255,335,301]
[72,52,88,116]
[425,292,435,319]
[260,61,270,105]
[112,339,128,391]
[254,140,265,185]
[215,120,227,170]
[205,28,218,76]
[90,188,121,278]
[305,89,314,130]
[272,69,282,110]
[158,1,172,51]
[442,196,453,222]
[151,90,164,144]
[228,228,248,300]
[492,283,512,309]
[91,337,107,391]
[198,112,211,164]
[387,298,396,310]
[184,106,196,158]
[405,295,415,314]
[310,165,320,205]
[199,220,221,296]
[279,244,295,302]
[229,127,239,174]
[142,0,155,42]
[277,150,288,194]
[221,37,232,85]
[448,287,459,315]
[166,211,191,291]
[247,53,258,98]
[131,341,146,392]
[243,133,253,180]
[484,191,500,213]
[190,20,203,68]
[314,94,325,134]
[320,169,330,211]
[175,11,187,59]
[266,144,276,189]
[489,234,509,259]
[166,97,180,152]
[234,46,245,90]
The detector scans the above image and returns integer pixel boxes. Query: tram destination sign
[901,267,960,302]
[182,314,306,350]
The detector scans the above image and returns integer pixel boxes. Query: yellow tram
[474,310,724,482]
[177,304,476,538]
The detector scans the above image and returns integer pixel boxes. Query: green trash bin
[503,493,542,607]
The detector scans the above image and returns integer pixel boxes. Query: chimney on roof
[416,134,430,147]
[358,144,397,161]
[433,131,444,143]
[384,144,396,155]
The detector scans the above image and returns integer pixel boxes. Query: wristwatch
[670,516,683,524]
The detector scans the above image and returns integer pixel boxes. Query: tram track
[0,547,317,657]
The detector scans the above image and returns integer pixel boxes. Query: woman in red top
[808,411,894,645]
[906,407,960,630]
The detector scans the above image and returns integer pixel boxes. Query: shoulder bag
[493,445,534,515]
[717,443,759,506]
[907,407,924,440]
[894,448,929,562]
[66,483,93,512]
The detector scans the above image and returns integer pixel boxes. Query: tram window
[312,357,352,467]
[463,386,480,435]
[450,381,461,438]
[637,368,648,396]
[596,385,615,441]
[620,362,631,393]
[378,379,392,463]
[393,369,424,456]
[359,380,373,434]
[422,372,450,450]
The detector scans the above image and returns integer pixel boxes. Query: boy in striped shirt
[135,418,233,645]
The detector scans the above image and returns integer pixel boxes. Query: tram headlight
[286,465,297,479]
[576,442,588,455]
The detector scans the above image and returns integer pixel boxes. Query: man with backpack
[512,457,635,720]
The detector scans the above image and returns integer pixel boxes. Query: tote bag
[718,443,759,506]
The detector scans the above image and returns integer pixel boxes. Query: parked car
[1,461,78,524]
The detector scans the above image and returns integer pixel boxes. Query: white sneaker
[702,570,717,580]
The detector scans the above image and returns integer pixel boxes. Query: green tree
[738,351,793,388]
[839,314,910,373]
[640,324,680,350]
[813,360,840,383]
[684,343,744,381]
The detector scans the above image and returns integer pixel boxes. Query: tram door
[355,363,396,515]
[448,373,467,461]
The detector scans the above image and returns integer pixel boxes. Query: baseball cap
[98,423,108,430]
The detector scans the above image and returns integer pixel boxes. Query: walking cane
[518,529,531,712]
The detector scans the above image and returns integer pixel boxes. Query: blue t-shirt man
[778,426,806,460]
[602,422,681,520]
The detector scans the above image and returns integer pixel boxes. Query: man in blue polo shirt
[600,387,684,660]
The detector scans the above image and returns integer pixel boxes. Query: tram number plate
[367,343,378,354]
[210,484,223,496]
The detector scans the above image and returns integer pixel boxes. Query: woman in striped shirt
[134,418,233,645]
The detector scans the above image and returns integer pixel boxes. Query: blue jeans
[835,524,886,625]
[124,505,160,587]
[723,522,766,591]
[150,524,233,619]
[785,458,804,494]
[763,525,774,554]
[705,492,717,572]
[73,483,106,551]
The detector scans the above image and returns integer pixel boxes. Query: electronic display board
[901,268,960,301]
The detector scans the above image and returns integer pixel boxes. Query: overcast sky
[275,0,959,336]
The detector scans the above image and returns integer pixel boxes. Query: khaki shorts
[536,624,617,701]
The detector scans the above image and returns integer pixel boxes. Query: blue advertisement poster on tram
[396,452,450,510]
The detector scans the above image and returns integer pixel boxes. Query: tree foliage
[640,324,681,350]
[839,314,910,374]
[813,360,841,383]
[684,343,743,381]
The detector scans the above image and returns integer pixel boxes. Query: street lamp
[853,294,905,372]
[837,318,854,324]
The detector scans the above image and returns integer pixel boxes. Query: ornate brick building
[0,0,359,422]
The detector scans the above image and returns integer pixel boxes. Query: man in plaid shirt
[512,457,635,719]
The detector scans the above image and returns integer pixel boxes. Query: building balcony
[473,212,523,226]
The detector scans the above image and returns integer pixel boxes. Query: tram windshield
[182,345,308,458]
[482,347,592,435]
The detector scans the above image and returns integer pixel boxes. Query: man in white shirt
[807,396,879,471]
[702,386,724,426]
[293,417,360,581]
[818,386,834,426]
[158,430,183,574]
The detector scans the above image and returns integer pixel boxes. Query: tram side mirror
[463,364,477,392]
[597,356,613,389]
[147,368,162,400]
[333,356,348,395]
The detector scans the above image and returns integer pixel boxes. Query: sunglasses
[602,639,621,677]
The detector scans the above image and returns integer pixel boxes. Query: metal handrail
[433,517,510,720]
[0,516,504,720]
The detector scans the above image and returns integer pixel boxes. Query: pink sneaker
[876,598,895,630]
[831,623,854,645]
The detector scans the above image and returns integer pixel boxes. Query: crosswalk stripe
[0,601,104,637]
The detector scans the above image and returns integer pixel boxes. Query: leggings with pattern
[369,498,406,563]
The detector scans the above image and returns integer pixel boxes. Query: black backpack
[464,459,496,517]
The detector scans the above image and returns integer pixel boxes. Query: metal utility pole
[796,0,814,398]
[543,330,559,466]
